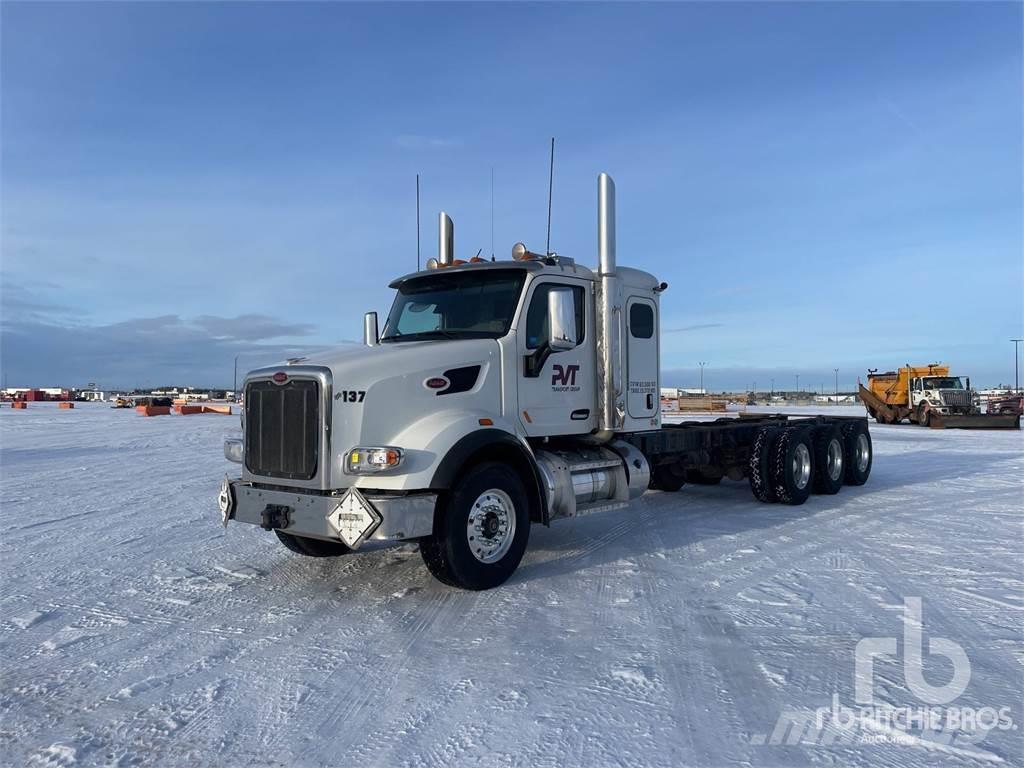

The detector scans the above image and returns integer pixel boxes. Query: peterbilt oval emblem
[272,371,288,384]
[424,376,449,390]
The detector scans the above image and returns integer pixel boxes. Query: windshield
[381,269,526,342]
[924,377,963,389]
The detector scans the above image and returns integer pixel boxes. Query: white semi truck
[218,173,873,589]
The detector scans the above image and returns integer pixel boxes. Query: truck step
[565,500,629,518]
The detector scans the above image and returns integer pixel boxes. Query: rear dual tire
[841,421,872,486]
[771,427,815,505]
[751,425,844,505]
[650,463,686,492]
[749,426,782,503]
[812,425,845,495]
[684,469,723,485]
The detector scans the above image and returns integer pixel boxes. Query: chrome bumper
[221,480,436,547]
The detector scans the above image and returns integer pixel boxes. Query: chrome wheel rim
[827,438,844,481]
[793,443,812,490]
[467,489,516,564]
[856,433,870,472]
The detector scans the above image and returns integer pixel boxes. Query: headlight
[344,446,404,474]
[224,437,243,463]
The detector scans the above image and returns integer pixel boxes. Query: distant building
[813,394,857,404]
[151,387,210,402]
[661,387,707,398]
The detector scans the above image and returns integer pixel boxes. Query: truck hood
[292,338,499,384]
[286,340,503,484]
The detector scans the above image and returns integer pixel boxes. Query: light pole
[770,378,774,397]
[1012,339,1023,393]
[834,368,839,400]
[233,354,240,402]
[795,374,800,397]
[699,362,707,394]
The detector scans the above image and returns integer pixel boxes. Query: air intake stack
[596,173,622,436]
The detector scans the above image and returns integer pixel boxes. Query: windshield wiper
[405,330,461,340]
[382,329,462,342]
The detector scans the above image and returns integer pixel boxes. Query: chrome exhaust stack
[438,212,455,266]
[596,172,623,436]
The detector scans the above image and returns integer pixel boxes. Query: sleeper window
[629,303,654,339]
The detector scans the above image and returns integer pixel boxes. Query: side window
[629,303,654,339]
[525,284,585,350]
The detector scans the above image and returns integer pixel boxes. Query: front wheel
[275,530,351,558]
[916,404,930,427]
[420,462,531,590]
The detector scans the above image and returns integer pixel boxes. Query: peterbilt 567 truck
[218,173,874,590]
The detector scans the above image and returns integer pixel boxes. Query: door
[516,278,595,436]
[625,296,658,420]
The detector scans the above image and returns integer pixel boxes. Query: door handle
[571,409,590,421]
[646,393,654,410]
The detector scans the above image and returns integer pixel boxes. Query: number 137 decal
[337,390,366,403]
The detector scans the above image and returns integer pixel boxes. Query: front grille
[245,379,320,480]
[940,390,971,408]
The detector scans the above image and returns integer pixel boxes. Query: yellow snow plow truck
[859,364,1019,429]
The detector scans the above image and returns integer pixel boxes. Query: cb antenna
[545,137,555,255]
[415,174,421,270]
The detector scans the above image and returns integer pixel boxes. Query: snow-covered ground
[2,402,1021,767]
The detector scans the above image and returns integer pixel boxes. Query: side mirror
[524,288,577,378]
[363,311,379,347]
[548,288,577,351]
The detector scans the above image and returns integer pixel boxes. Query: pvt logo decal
[551,364,580,392]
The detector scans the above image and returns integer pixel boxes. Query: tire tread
[749,426,780,503]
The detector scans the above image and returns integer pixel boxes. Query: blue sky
[2,1,1021,391]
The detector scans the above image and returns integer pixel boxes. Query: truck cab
[910,374,975,419]
[220,174,663,589]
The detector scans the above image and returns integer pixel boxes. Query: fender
[430,428,549,524]
[351,409,517,492]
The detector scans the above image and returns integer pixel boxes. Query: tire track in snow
[293,585,461,764]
